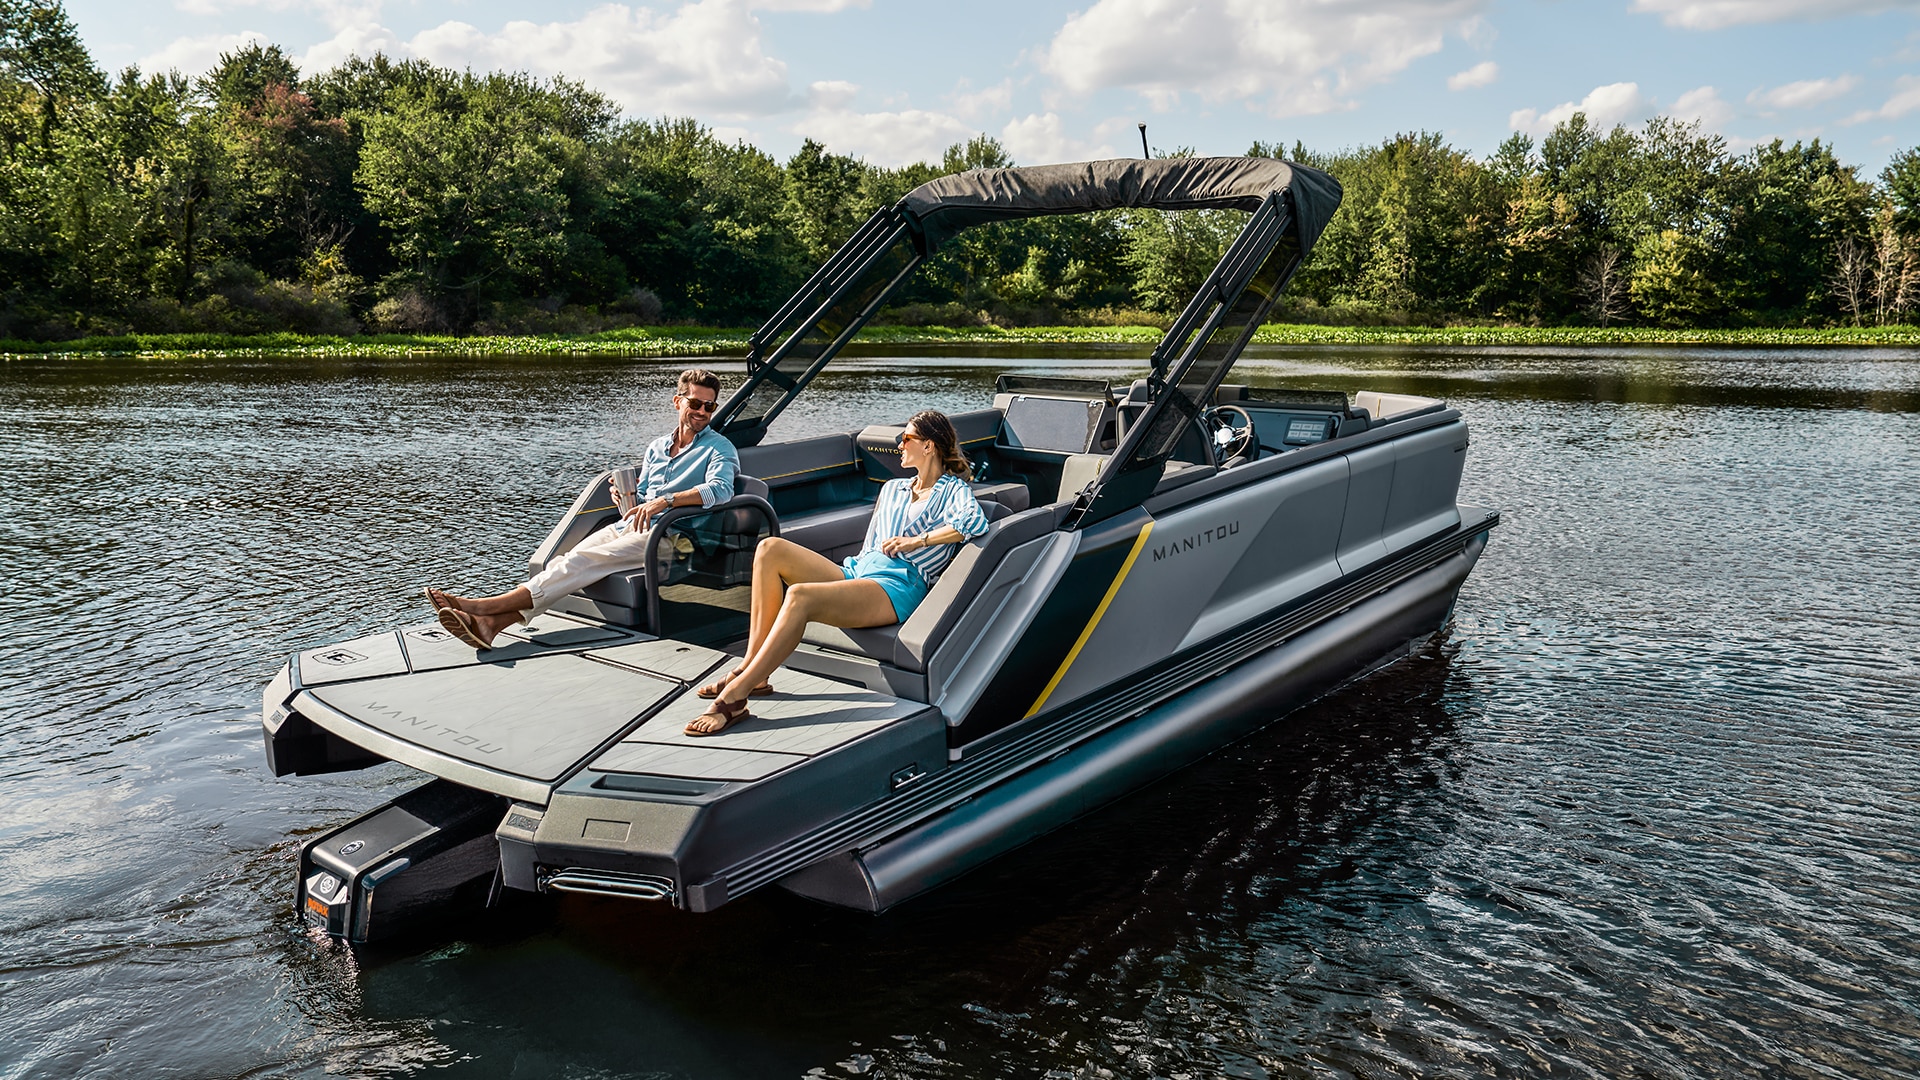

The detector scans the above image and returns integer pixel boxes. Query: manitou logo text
[363,702,504,754]
[1152,521,1239,561]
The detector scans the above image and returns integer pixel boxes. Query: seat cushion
[580,568,646,609]
[970,480,1030,513]
[781,502,874,555]
[801,622,901,663]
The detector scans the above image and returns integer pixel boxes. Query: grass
[6,321,1920,359]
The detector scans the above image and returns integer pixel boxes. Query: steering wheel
[1203,404,1256,464]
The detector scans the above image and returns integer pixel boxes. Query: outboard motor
[298,778,508,944]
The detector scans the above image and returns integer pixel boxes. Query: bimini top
[897,156,1343,255]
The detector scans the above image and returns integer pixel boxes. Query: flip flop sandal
[685,697,751,737]
[423,586,455,612]
[696,669,773,699]
[438,607,493,650]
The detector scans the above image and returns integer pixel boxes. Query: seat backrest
[1055,453,1108,504]
[895,504,1064,671]
[737,474,769,500]
[1354,390,1440,420]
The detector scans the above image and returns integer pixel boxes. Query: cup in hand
[609,467,638,516]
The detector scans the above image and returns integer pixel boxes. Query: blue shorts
[842,550,930,623]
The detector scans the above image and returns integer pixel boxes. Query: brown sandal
[696,668,772,699]
[686,697,751,736]
[438,607,495,650]
[423,586,456,613]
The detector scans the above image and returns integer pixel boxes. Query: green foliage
[3,0,1919,341]
[1122,208,1240,312]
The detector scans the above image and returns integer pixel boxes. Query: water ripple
[0,349,1917,1078]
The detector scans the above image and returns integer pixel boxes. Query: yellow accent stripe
[1024,520,1155,719]
[758,461,856,481]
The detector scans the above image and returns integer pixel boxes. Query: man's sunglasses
[679,396,718,414]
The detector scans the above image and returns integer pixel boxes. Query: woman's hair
[907,409,972,481]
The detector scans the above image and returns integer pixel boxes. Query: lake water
[1,344,1916,1078]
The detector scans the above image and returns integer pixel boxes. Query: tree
[1867,201,1918,324]
[1630,229,1719,327]
[0,0,102,145]
[1830,235,1871,325]
[356,73,580,318]
[1578,244,1630,325]
[1721,139,1868,322]
[781,138,866,266]
[1881,148,1920,235]
[1122,206,1241,312]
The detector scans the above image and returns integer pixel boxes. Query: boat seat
[781,479,1029,559]
[800,503,1060,671]
[556,476,772,626]
[779,502,874,560]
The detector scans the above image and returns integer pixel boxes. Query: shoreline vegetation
[8,322,1920,361]
[6,9,1920,352]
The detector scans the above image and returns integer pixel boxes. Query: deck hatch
[301,655,677,781]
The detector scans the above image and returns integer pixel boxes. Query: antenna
[1138,122,1149,159]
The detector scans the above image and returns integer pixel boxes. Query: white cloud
[137,29,269,76]
[1671,85,1735,129]
[299,23,402,73]
[1630,0,1920,29]
[808,79,859,109]
[1746,75,1858,110]
[1844,74,1920,123]
[1509,81,1651,135]
[1040,0,1484,117]
[947,78,1015,122]
[998,112,1117,164]
[1447,61,1497,90]
[172,0,383,33]
[749,0,869,8]
[404,0,794,118]
[791,106,977,166]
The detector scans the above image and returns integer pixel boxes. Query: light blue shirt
[617,427,738,533]
[862,473,992,585]
[640,427,738,508]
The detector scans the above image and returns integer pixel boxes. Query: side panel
[1041,457,1352,706]
[1381,420,1468,553]
[921,533,1053,702]
[1177,456,1350,650]
[1336,441,1394,574]
[791,541,1484,912]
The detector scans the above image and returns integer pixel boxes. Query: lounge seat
[798,503,1060,671]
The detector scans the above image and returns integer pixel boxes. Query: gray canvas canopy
[897,157,1342,255]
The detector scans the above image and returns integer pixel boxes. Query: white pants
[521,520,653,621]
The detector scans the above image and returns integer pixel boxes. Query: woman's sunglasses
[679,396,718,414]
[897,431,925,447]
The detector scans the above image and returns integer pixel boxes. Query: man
[429,367,738,648]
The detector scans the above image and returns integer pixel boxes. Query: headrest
[736,475,770,500]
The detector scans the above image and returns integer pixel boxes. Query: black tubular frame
[714,207,922,447]
[713,176,1318,523]
[1071,191,1303,526]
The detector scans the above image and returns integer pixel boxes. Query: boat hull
[779,530,1485,911]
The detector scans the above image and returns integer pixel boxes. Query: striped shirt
[862,473,993,585]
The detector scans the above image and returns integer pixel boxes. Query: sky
[58,0,1920,176]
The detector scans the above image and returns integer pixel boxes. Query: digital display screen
[1285,418,1330,443]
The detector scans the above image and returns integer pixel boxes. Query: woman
[689,409,991,736]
